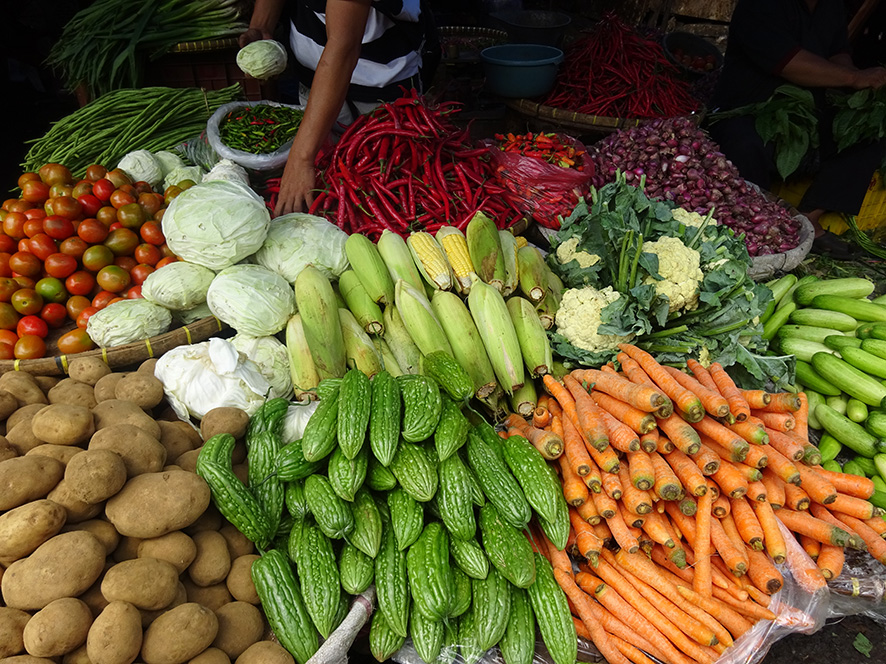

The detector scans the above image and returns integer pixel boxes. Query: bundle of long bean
[47,0,247,98]
[312,89,525,238]
[22,85,243,178]
[542,13,698,119]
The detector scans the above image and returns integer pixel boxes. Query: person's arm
[275,0,372,216]
[780,48,886,89]
[240,0,285,46]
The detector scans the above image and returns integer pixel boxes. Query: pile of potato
[0,357,294,664]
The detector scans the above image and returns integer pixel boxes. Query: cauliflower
[555,286,635,353]
[555,237,601,269]
[641,236,704,313]
[673,208,717,228]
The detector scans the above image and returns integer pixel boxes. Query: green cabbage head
[236,40,288,80]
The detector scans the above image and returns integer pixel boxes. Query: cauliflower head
[673,208,717,228]
[556,237,601,269]
[641,236,704,313]
[555,286,635,353]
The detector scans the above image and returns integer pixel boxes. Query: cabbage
[230,333,293,399]
[86,299,173,347]
[163,165,205,191]
[154,337,272,420]
[172,301,214,325]
[236,40,288,80]
[281,400,319,443]
[254,213,349,281]
[141,261,215,310]
[117,150,164,189]
[206,264,295,336]
[162,180,270,270]
[154,151,186,178]
[203,159,249,185]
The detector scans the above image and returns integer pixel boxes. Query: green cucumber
[777,325,845,344]
[805,390,826,429]
[842,459,867,477]
[817,433,841,463]
[861,338,886,360]
[846,398,869,423]
[795,278,875,306]
[761,274,798,325]
[826,394,848,416]
[815,403,886,458]
[867,324,886,341]
[789,308,857,331]
[762,301,796,341]
[824,335,862,351]
[778,338,834,363]
[866,411,886,438]
[795,360,841,396]
[857,322,878,339]
[777,274,818,309]
[811,294,886,322]
[841,346,886,380]
[811,352,886,407]
[868,490,886,511]
[822,460,842,473]
[873,475,886,492]
[854,455,878,476]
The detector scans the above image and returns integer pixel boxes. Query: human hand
[851,66,886,89]
[239,27,272,48]
[274,156,316,216]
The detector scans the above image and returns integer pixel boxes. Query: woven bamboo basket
[0,316,227,377]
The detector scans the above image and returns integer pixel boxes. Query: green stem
[641,325,688,339]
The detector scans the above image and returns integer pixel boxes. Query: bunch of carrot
[504,342,886,664]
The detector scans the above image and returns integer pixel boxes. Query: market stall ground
[770,613,885,663]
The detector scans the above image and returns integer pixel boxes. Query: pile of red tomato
[0,162,183,360]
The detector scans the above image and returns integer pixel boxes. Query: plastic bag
[485,133,595,230]
[206,100,304,171]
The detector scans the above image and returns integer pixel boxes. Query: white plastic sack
[280,400,320,443]
[206,100,304,171]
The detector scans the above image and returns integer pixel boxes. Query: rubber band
[101,348,108,364]
[145,338,154,357]
[13,359,20,371]
[184,326,193,344]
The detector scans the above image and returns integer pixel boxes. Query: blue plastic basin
[480,44,564,99]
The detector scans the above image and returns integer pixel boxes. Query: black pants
[708,112,885,215]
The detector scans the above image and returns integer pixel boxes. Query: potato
[138,358,159,375]
[61,519,120,557]
[112,536,144,563]
[87,600,143,664]
[174,449,200,473]
[188,531,231,588]
[231,441,247,465]
[46,479,105,523]
[0,372,47,406]
[157,421,202,462]
[219,525,254,560]
[105,469,211,538]
[33,376,60,393]
[6,403,46,433]
[141,603,219,664]
[138,532,196,574]
[181,579,232,612]
[184,505,222,535]
[93,399,162,439]
[188,647,231,664]
[0,436,16,463]
[234,641,294,664]
[1,531,105,610]
[231,464,248,486]
[139,580,187,628]
[0,456,64,511]
[102,558,180,610]
[0,500,67,565]
[0,607,30,658]
[93,373,127,403]
[0,654,57,663]
[210,602,262,660]
[31,404,95,446]
[200,408,249,443]
[225,555,259,605]
[68,357,112,386]
[47,379,97,410]
[60,643,91,664]
[154,404,182,422]
[77,566,111,617]
[4,419,45,455]
[65,449,127,504]
[115,374,165,410]
[0,390,19,420]
[22,597,92,657]
[25,444,83,466]
[89,424,167,477]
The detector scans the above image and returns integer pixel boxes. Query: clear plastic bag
[485,133,595,229]
[206,100,304,171]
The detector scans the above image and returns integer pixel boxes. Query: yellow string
[145,338,154,358]
[101,348,108,364]
[184,326,193,344]
[13,359,20,371]
[59,355,69,374]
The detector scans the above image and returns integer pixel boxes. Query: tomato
[11,288,43,315]
[72,180,92,199]
[106,168,133,188]
[43,215,75,240]
[16,238,29,253]
[125,285,143,299]
[104,228,139,256]
[92,290,119,310]
[85,164,108,182]
[18,172,40,189]
[14,334,46,359]
[163,185,183,204]
[49,196,83,222]
[153,208,165,224]
[0,329,16,346]
[108,222,122,232]
[0,302,20,330]
[77,193,102,218]
[5,199,31,214]
[139,220,165,246]
[77,218,109,244]
[57,328,94,354]
[17,315,48,339]
[23,217,44,238]
[96,265,131,293]
[93,178,115,202]
[39,163,73,186]
[81,245,115,272]
[137,192,164,218]
[65,271,95,297]
[65,295,91,321]
[59,237,88,260]
[96,205,118,227]
[109,189,136,210]
[21,180,50,204]
[116,202,146,230]
[76,306,99,329]
[0,277,18,302]
[13,276,35,289]
[36,277,68,307]
[159,243,176,259]
[40,302,67,329]
[3,211,26,239]
[48,184,74,200]
[0,254,11,279]
[133,181,154,195]
[113,256,137,272]
[28,233,58,262]
[8,251,43,278]
[24,207,46,221]
[129,263,155,285]
[0,235,16,254]
[0,342,13,360]
[43,255,77,281]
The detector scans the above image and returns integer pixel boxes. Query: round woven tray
[0,316,227,377]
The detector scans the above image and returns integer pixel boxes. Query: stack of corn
[286,212,562,416]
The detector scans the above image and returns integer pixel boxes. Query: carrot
[550,410,564,438]
[738,389,770,409]
[828,512,886,564]
[794,392,810,441]
[653,432,675,454]
[811,466,875,499]
[605,504,641,553]
[601,470,624,501]
[709,515,748,576]
[734,462,763,484]
[559,453,590,506]
[617,344,705,422]
[784,544,829,596]
[570,507,603,565]
[661,448,707,497]
[572,368,670,413]
[532,394,552,429]
[638,509,674,547]
[801,441,823,467]
[563,374,610,452]
[783,482,811,511]
[760,470,786,510]
[625,451,655,491]
[610,634,660,664]
[678,495,698,516]
[591,390,657,434]
[576,495,601,525]
[593,490,618,520]
[756,411,797,433]
[862,516,886,538]
[686,358,721,394]
[794,463,838,505]
[816,543,845,580]
[637,428,658,454]
[829,492,878,520]
[764,445,801,485]
[744,546,785,595]
[694,416,750,455]
[808,504,867,550]
[712,492,731,518]
[593,520,613,546]
[664,365,731,419]
[746,480,768,502]
[698,432,748,465]
[618,466,654,515]
[675,585,754,640]
[691,444,721,475]
[743,442,769,470]
[725,419,769,446]
[760,392,803,413]
[643,451,680,501]
[707,362,750,419]
[548,395,563,418]
[657,413,702,455]
[748,499,786,563]
[775,508,851,546]
[553,568,632,664]
[588,439,621,474]
[799,533,821,560]
[561,413,593,478]
[521,424,564,460]
[766,428,805,462]
[729,497,765,550]
[601,410,641,453]
[570,605,666,664]
[694,488,714,596]
[720,513,750,565]
[711,459,750,499]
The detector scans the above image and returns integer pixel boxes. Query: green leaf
[853,633,873,659]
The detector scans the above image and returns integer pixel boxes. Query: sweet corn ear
[408,231,453,291]
[436,226,475,295]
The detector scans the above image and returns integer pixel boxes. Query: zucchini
[841,346,886,380]
[811,294,886,322]
[777,325,845,344]
[822,460,842,473]
[789,308,857,331]
[815,403,886,458]
[817,433,841,463]
[854,455,878,476]
[866,411,886,438]
[777,274,818,310]
[795,360,841,396]
[805,390,826,429]
[825,394,848,416]
[846,398,869,423]
[795,277,875,306]
[778,338,834,363]
[811,352,886,407]
[842,459,867,477]
[824,335,862,351]
[861,338,886,360]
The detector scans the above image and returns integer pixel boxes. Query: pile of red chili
[310,89,524,239]
[541,13,698,119]
[494,132,586,169]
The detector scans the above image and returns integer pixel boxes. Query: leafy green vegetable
[853,632,873,658]
[830,87,886,155]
